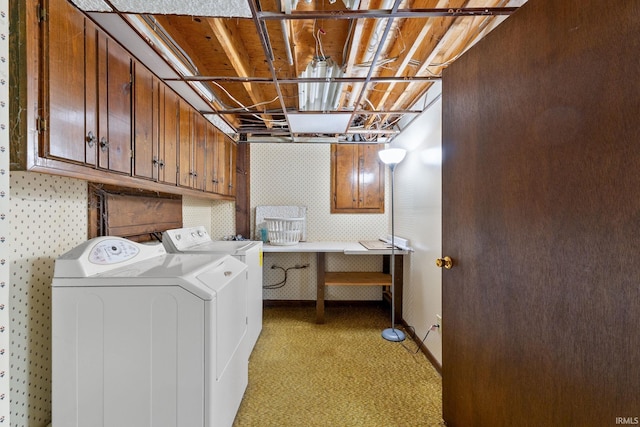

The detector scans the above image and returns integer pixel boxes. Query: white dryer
[162,226,263,354]
[52,237,249,427]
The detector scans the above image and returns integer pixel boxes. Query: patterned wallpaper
[0,3,10,422]
[9,172,88,427]
[251,143,390,300]
[182,196,235,240]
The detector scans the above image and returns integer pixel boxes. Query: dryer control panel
[163,226,211,251]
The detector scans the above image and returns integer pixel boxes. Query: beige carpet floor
[233,304,444,427]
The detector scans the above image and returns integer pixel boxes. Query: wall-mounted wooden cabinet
[46,6,132,174]
[157,85,179,186]
[331,143,385,213]
[11,0,236,201]
[178,101,206,191]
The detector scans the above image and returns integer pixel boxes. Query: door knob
[436,256,454,269]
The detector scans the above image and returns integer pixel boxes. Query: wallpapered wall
[9,172,88,427]
[8,172,228,427]
[250,143,390,301]
[0,2,11,422]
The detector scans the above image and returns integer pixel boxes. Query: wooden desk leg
[393,254,404,324]
[316,252,326,324]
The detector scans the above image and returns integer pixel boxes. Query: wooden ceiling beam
[206,17,274,128]
[389,0,507,112]
[365,0,464,114]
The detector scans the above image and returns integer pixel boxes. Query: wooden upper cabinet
[192,113,207,191]
[45,0,94,165]
[132,62,158,180]
[95,36,132,175]
[158,85,179,186]
[331,143,384,213]
[46,0,132,175]
[205,122,218,193]
[216,132,228,194]
[178,101,207,190]
[24,0,234,200]
[226,139,237,197]
[178,99,193,188]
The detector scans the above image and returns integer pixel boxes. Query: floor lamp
[379,147,406,342]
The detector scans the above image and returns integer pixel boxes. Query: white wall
[392,85,443,364]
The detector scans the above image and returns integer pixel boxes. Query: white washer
[162,226,263,354]
[52,237,249,427]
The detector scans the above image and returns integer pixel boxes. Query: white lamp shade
[378,148,407,165]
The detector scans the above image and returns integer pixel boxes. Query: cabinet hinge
[37,5,47,23]
[36,117,47,134]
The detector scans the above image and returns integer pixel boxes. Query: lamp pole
[379,148,406,342]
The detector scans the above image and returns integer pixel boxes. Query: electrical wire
[263,264,310,290]
[398,324,440,355]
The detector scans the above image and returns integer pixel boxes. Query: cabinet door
[159,85,179,185]
[192,112,207,191]
[178,99,193,187]
[216,130,227,194]
[97,35,132,175]
[331,144,359,211]
[359,144,384,210]
[205,122,217,193]
[132,62,157,180]
[226,140,237,196]
[46,0,92,164]
[331,144,384,213]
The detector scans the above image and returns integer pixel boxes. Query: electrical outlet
[436,314,442,334]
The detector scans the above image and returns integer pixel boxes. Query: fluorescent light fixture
[378,148,406,165]
[298,58,344,112]
[204,114,236,136]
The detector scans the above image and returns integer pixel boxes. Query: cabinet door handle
[99,137,109,152]
[152,157,158,166]
[158,160,165,168]
[86,131,96,148]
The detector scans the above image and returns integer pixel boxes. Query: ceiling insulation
[70,0,252,17]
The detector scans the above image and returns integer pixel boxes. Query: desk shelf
[324,272,392,286]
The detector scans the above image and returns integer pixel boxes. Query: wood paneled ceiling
[79,0,527,142]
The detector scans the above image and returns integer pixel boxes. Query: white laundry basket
[265,217,304,245]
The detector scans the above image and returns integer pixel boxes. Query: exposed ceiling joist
[71,0,526,143]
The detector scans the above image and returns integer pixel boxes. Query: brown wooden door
[204,122,218,193]
[97,35,131,174]
[158,85,178,185]
[331,144,384,213]
[46,0,93,164]
[192,112,206,191]
[215,132,227,194]
[178,99,192,187]
[132,62,157,180]
[332,144,358,211]
[227,140,237,196]
[358,143,384,210]
[441,0,640,426]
